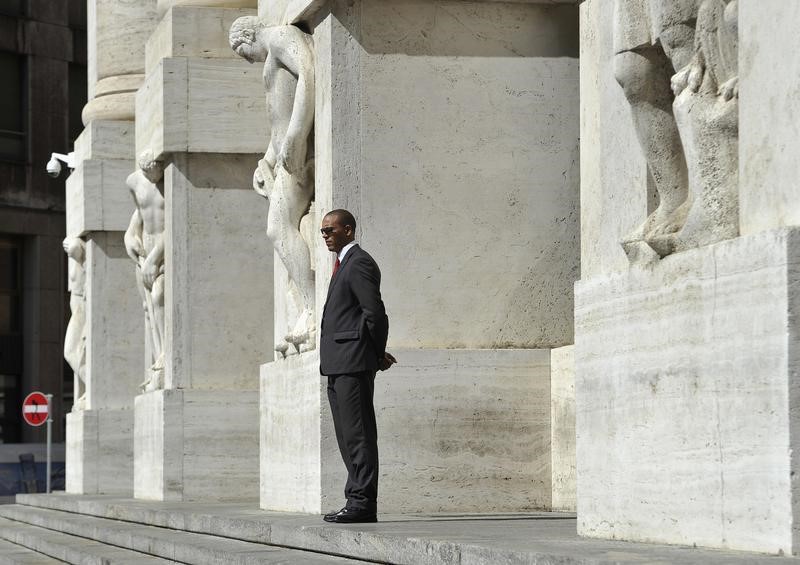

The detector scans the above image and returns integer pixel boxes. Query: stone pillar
[132,4,272,502]
[575,0,800,555]
[258,0,579,514]
[65,0,160,496]
[82,0,159,124]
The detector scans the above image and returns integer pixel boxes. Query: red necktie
[332,258,340,278]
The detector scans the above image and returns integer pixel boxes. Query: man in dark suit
[320,209,396,524]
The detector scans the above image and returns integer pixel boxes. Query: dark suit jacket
[320,244,389,376]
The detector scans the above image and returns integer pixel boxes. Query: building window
[68,63,86,145]
[0,51,26,164]
[0,0,22,17]
[0,237,22,443]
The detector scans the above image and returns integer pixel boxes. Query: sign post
[45,394,52,493]
[22,391,52,493]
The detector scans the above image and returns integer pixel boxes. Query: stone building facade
[60,0,800,558]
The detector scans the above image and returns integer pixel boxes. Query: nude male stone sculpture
[63,236,87,411]
[229,16,316,355]
[124,152,166,391]
[614,0,739,257]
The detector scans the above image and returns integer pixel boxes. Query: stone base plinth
[260,350,335,513]
[575,228,800,555]
[66,409,134,495]
[134,388,259,502]
[550,345,576,512]
[261,348,552,514]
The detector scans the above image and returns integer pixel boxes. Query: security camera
[46,156,61,178]
[46,152,75,178]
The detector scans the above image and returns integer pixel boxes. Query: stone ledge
[72,120,135,163]
[66,157,134,237]
[135,57,266,159]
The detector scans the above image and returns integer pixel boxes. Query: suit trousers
[327,371,378,511]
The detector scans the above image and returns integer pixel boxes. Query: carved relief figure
[662,0,739,255]
[614,0,739,257]
[63,237,87,411]
[229,16,316,355]
[124,151,166,391]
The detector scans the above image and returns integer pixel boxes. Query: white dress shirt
[338,242,357,262]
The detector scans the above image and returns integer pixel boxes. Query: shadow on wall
[336,0,579,58]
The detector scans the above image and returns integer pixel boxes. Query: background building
[0,0,87,443]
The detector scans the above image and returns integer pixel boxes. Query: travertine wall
[550,344,575,511]
[739,0,800,234]
[163,154,272,390]
[376,349,552,512]
[576,228,799,553]
[316,0,580,349]
[578,0,648,279]
[157,0,256,17]
[84,233,143,409]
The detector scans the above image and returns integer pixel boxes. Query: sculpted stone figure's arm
[124,209,145,263]
[272,28,315,175]
[253,157,274,198]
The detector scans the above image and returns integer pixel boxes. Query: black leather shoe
[323,507,346,520]
[322,507,377,523]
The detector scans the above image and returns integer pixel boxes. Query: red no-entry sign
[22,392,49,427]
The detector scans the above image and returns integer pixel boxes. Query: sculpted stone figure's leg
[615,47,689,249]
[615,0,700,255]
[140,284,156,389]
[145,272,166,391]
[135,265,155,368]
[649,0,739,256]
[268,164,315,349]
[65,297,86,410]
[255,149,290,355]
[63,236,87,409]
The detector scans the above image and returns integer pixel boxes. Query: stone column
[82,0,159,124]
[257,0,580,514]
[132,2,272,502]
[65,0,160,496]
[575,0,800,555]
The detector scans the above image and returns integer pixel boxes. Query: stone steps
[11,494,800,565]
[0,504,368,564]
[0,537,64,565]
[0,516,174,564]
